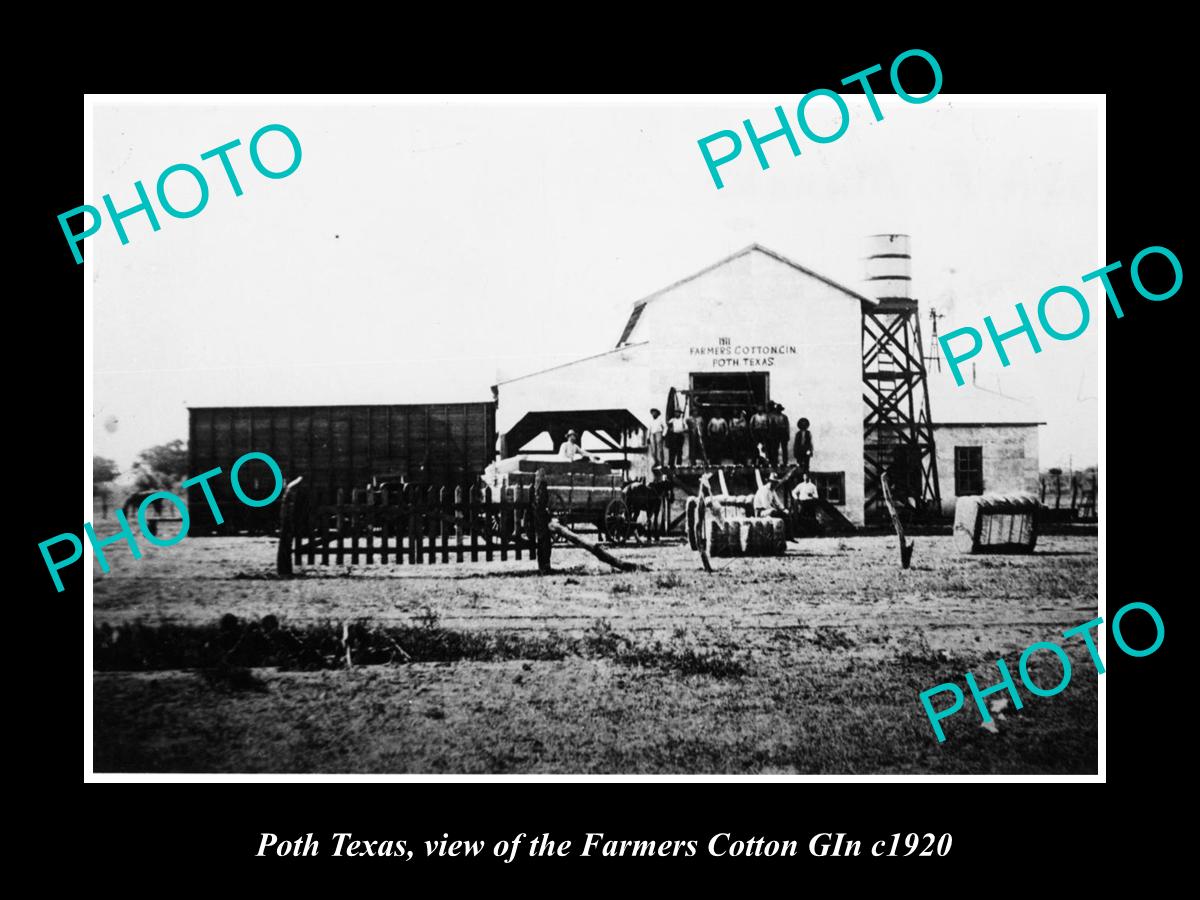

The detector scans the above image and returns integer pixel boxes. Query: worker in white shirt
[648,408,666,467]
[792,474,819,503]
[791,474,820,537]
[559,429,606,465]
[559,429,584,460]
[666,410,687,467]
[753,473,787,518]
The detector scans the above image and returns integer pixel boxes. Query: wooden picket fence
[277,480,540,573]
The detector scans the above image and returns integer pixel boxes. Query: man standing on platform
[688,406,709,466]
[667,408,687,468]
[729,410,749,465]
[793,416,814,477]
[707,410,728,463]
[773,403,790,467]
[648,408,666,468]
[750,405,770,468]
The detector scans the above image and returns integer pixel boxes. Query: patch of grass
[623,644,749,678]
[93,615,748,679]
[583,619,628,656]
[198,664,269,693]
[810,626,856,652]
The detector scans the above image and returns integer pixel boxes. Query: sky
[91,96,1100,472]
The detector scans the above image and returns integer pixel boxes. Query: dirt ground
[92,533,1099,774]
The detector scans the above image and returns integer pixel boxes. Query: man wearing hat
[773,403,790,467]
[793,417,814,477]
[559,429,583,460]
[754,472,788,518]
[666,408,687,468]
[648,408,666,467]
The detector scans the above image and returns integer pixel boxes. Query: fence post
[480,486,492,563]
[470,485,480,562]
[399,484,409,564]
[440,486,450,564]
[424,485,436,565]
[499,485,510,562]
[408,484,421,565]
[534,467,553,575]
[455,484,465,563]
[335,488,346,565]
[317,486,328,566]
[380,487,390,565]
[365,487,375,564]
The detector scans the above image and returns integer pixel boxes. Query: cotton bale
[953,492,1041,554]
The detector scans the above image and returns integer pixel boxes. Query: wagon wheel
[546,506,571,543]
[693,494,713,572]
[489,510,516,541]
[604,498,633,545]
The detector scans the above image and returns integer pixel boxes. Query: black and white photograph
[82,92,1101,775]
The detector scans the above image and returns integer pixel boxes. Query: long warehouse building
[187,402,496,534]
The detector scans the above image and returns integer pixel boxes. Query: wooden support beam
[880,473,915,569]
[548,520,646,572]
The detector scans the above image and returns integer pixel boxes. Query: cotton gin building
[494,238,1044,527]
[496,243,875,525]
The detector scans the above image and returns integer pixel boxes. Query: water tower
[862,234,942,521]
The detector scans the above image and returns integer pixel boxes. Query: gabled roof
[617,243,877,347]
[493,341,650,387]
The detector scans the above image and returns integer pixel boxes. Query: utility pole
[925,308,946,373]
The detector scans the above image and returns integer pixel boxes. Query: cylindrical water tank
[865,233,911,300]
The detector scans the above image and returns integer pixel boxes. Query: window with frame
[811,471,846,505]
[954,446,984,496]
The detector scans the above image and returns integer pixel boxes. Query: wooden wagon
[481,456,636,543]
